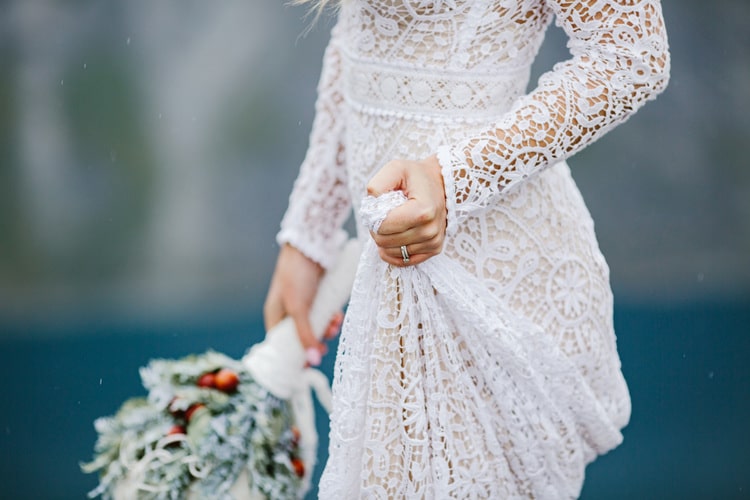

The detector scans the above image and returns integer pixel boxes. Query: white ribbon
[241,239,360,492]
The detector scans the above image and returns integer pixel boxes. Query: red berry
[168,397,185,417]
[291,457,305,478]
[185,403,206,422]
[291,426,301,445]
[214,368,239,393]
[168,424,186,436]
[197,372,216,388]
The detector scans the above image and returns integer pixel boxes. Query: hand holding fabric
[366,155,447,267]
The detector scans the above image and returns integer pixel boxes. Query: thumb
[367,161,406,197]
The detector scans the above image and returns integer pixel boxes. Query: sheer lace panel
[277,2,669,496]
[277,20,351,269]
[436,0,670,232]
[321,191,628,498]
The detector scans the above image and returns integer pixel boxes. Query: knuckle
[429,239,443,254]
[424,225,439,240]
[416,206,436,224]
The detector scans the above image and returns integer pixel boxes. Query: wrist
[281,243,324,275]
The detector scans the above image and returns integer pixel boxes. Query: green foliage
[82,351,302,499]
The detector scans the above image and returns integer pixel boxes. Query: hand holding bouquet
[82,241,360,499]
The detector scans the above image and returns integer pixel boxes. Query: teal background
[1,1,748,498]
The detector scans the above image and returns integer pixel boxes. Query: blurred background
[0,0,748,498]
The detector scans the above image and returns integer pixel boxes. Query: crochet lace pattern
[278,1,669,498]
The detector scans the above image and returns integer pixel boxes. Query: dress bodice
[278,0,670,269]
[340,1,552,122]
[342,0,552,72]
[276,2,670,497]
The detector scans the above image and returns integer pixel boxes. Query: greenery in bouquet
[82,351,305,499]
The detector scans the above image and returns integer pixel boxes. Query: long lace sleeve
[435,0,670,234]
[277,19,351,269]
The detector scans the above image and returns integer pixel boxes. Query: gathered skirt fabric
[320,113,631,499]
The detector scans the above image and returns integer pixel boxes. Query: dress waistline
[342,56,529,124]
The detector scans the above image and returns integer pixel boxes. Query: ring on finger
[400,245,410,264]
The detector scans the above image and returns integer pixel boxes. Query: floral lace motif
[344,58,529,123]
[276,21,350,269]
[278,0,669,497]
[324,191,625,498]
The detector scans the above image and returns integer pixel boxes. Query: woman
[265,0,669,497]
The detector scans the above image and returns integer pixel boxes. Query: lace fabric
[322,192,625,498]
[435,1,670,232]
[276,20,350,270]
[279,0,669,259]
[277,1,669,497]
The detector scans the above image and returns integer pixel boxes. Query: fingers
[376,199,439,235]
[370,214,441,247]
[366,155,447,267]
[367,160,405,198]
[376,237,444,267]
[267,286,322,350]
[265,289,326,359]
[366,157,446,237]
[367,161,436,235]
[368,199,444,265]
[382,238,443,261]
[264,244,327,355]
[324,310,345,340]
[304,311,345,367]
[291,311,323,353]
[377,248,429,267]
[306,311,344,367]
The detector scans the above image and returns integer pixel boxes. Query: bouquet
[82,240,360,500]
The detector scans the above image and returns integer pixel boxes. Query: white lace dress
[277,1,670,498]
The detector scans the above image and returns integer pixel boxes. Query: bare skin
[367,154,448,267]
[264,154,447,357]
[264,244,328,354]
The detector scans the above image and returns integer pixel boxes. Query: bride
[264,0,669,498]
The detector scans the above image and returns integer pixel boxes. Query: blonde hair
[292,0,338,7]
[292,0,340,20]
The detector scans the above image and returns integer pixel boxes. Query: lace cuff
[435,0,669,228]
[276,16,351,270]
[277,227,348,271]
[435,145,463,236]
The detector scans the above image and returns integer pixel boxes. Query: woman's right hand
[264,244,328,356]
[367,155,447,267]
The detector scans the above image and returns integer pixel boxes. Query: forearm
[437,0,670,233]
[277,17,351,268]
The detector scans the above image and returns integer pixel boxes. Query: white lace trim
[277,1,669,496]
[321,193,626,499]
[343,54,528,122]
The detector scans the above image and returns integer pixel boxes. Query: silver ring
[400,245,410,263]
